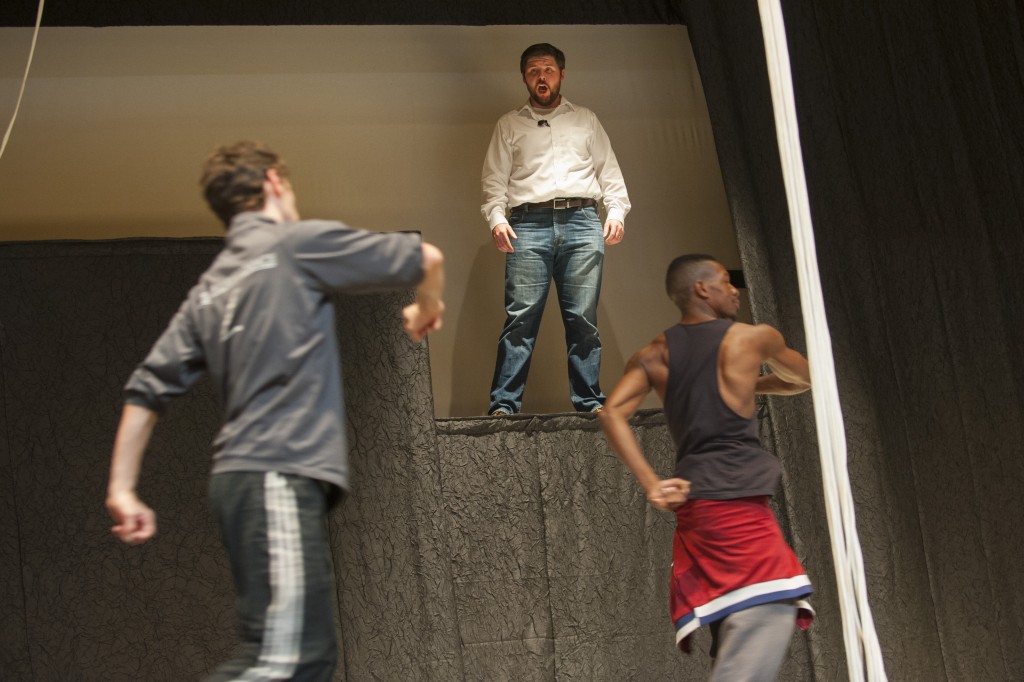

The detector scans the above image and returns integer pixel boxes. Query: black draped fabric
[0,1,685,27]
[0,241,231,681]
[684,1,1024,679]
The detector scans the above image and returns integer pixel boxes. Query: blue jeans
[489,204,605,413]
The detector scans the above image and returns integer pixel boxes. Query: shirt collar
[227,211,279,234]
[516,97,576,119]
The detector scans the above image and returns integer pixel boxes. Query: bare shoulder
[728,322,783,344]
[721,323,787,369]
[626,333,670,394]
[727,321,775,334]
[627,333,669,373]
[637,333,667,361]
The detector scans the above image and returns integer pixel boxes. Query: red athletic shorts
[670,496,814,651]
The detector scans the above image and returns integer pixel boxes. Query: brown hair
[520,43,565,74]
[199,141,289,227]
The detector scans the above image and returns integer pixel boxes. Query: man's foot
[490,409,512,416]
[592,406,603,414]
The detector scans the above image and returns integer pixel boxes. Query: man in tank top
[599,254,814,681]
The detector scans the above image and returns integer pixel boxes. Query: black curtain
[0,1,685,27]
[683,1,1024,679]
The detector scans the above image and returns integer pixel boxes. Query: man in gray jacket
[105,140,445,681]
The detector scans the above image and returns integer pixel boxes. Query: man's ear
[264,168,285,197]
[693,280,710,300]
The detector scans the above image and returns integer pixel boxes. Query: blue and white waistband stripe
[674,575,813,644]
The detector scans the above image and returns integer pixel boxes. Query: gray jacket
[125,212,424,491]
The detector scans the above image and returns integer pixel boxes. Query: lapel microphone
[537,120,550,127]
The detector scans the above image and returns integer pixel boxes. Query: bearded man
[481,42,631,415]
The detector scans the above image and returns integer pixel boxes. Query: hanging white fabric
[1,0,46,161]
[755,1,887,680]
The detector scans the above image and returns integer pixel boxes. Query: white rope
[1,0,46,161]
[755,1,887,680]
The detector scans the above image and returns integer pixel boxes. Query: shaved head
[665,254,718,312]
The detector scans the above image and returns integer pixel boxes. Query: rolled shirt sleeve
[481,118,515,229]
[589,112,630,223]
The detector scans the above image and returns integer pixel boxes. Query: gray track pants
[205,471,338,682]
[709,601,797,682]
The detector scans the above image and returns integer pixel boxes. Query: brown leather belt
[513,197,597,211]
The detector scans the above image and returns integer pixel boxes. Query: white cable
[1,0,46,161]
[755,1,887,680]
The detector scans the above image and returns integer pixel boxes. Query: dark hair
[520,43,566,74]
[665,254,717,311]
[199,141,289,227]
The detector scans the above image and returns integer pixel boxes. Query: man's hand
[107,490,157,545]
[603,219,624,245]
[647,477,690,511]
[107,404,158,545]
[491,224,518,253]
[403,301,444,342]
[404,242,445,342]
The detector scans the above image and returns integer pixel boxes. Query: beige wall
[0,24,744,417]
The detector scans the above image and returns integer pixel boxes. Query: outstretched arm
[755,371,810,395]
[600,349,689,510]
[106,404,159,545]
[756,325,811,394]
[403,242,445,342]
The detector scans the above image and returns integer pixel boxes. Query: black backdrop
[2,1,1023,680]
[683,2,1024,680]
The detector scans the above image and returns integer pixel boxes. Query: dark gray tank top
[663,319,780,499]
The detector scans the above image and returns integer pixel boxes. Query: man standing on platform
[105,141,445,681]
[482,42,630,416]
[599,254,814,681]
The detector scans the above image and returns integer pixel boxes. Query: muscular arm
[403,242,445,342]
[600,344,689,510]
[755,373,810,395]
[106,403,159,545]
[756,325,811,394]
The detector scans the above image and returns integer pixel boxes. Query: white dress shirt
[480,98,631,230]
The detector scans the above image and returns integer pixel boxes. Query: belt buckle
[553,197,569,210]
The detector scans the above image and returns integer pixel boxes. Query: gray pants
[709,601,797,682]
[205,471,338,682]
